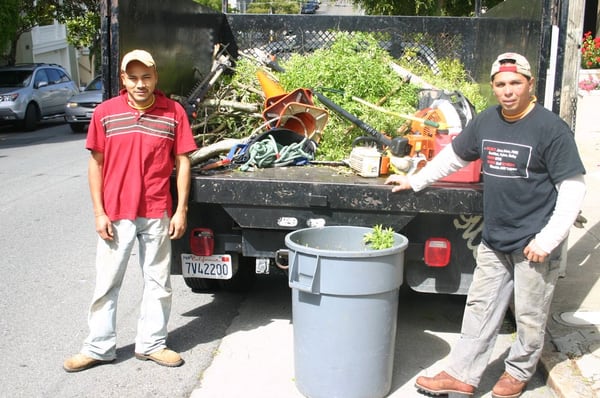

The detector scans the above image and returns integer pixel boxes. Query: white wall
[16,22,73,76]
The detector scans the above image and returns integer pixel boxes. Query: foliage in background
[0,0,20,61]
[246,1,300,14]
[0,0,56,65]
[194,0,224,12]
[352,0,504,16]
[194,0,302,14]
[58,1,100,49]
[191,0,506,15]
[58,1,101,74]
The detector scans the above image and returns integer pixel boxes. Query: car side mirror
[35,81,48,89]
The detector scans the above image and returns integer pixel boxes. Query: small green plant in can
[363,225,396,250]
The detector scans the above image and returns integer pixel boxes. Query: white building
[15,21,82,86]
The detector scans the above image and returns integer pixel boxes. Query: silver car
[0,63,80,131]
[64,75,104,133]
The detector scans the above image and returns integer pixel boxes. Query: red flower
[581,31,600,69]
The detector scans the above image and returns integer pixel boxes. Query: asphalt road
[0,121,556,398]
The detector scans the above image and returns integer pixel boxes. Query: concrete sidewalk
[190,274,555,398]
[540,128,600,398]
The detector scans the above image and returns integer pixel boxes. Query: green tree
[246,0,299,14]
[193,0,301,13]
[352,0,504,16]
[57,0,101,74]
[1,1,56,65]
[0,0,20,63]
[193,0,223,12]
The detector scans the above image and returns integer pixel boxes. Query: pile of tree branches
[184,31,487,163]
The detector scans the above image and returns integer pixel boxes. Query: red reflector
[190,228,214,256]
[424,238,451,267]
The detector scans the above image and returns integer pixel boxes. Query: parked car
[0,63,80,131]
[64,75,103,133]
[300,2,317,14]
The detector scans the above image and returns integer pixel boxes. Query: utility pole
[474,0,482,16]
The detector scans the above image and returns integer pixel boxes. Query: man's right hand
[95,214,114,240]
[384,174,412,192]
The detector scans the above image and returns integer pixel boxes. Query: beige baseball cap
[121,49,156,71]
[490,52,531,79]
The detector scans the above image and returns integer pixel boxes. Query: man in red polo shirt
[64,49,198,372]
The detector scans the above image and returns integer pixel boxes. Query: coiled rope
[240,135,315,171]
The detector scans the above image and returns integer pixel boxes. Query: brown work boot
[135,348,184,367]
[63,353,113,373]
[492,372,526,398]
[415,371,475,396]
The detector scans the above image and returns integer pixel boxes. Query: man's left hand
[169,211,187,239]
[524,239,549,263]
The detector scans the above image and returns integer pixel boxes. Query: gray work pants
[446,242,562,386]
[81,214,173,360]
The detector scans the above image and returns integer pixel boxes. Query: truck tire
[183,276,219,293]
[70,123,87,133]
[218,254,256,292]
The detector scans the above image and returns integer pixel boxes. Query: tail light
[424,237,451,267]
[190,228,214,256]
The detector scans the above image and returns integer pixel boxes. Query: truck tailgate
[190,165,483,219]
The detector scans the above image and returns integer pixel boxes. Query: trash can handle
[288,252,320,294]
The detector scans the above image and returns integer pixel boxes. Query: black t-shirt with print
[451,104,586,253]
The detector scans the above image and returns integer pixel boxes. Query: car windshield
[0,70,33,88]
[84,77,103,91]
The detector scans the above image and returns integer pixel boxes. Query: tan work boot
[492,372,526,398]
[63,353,113,373]
[415,371,475,396]
[135,348,184,367]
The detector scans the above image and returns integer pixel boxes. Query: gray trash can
[286,226,408,398]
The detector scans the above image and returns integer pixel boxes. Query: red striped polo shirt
[86,89,197,221]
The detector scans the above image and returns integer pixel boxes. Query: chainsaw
[182,44,232,122]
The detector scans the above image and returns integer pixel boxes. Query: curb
[540,340,597,398]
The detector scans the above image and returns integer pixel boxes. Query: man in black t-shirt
[386,53,586,398]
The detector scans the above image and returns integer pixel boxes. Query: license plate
[181,253,232,280]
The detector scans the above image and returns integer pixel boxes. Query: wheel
[218,254,257,292]
[70,123,86,133]
[183,276,219,293]
[19,103,39,131]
